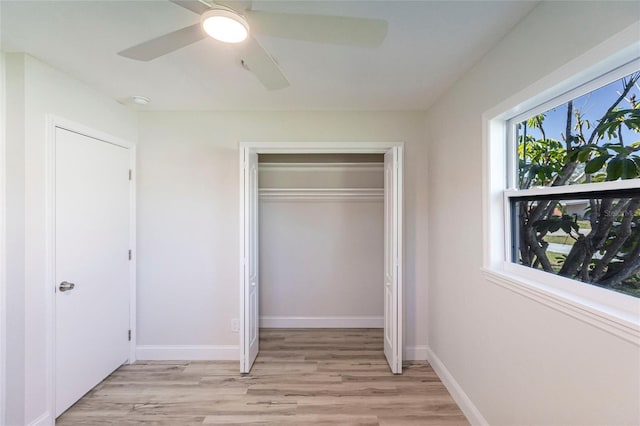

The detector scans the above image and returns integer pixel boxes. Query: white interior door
[55,127,130,416]
[241,148,259,373]
[384,146,403,374]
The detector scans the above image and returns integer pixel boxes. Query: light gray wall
[425,2,640,425]
[0,49,5,426]
[136,111,428,352]
[3,53,138,425]
[259,163,384,189]
[4,52,26,426]
[260,201,384,320]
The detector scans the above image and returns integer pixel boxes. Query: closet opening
[239,143,403,374]
[259,152,384,327]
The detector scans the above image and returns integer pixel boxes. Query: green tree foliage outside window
[516,71,640,298]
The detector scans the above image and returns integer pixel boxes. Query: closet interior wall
[258,154,384,328]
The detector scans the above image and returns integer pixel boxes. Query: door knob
[59,281,76,292]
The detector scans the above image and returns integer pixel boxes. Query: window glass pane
[511,191,640,298]
[517,71,640,189]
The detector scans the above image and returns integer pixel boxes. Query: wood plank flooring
[57,329,468,425]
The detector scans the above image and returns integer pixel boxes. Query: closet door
[384,146,403,374]
[241,148,259,373]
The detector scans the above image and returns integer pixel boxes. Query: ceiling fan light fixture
[201,9,249,43]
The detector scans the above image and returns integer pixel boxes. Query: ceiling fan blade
[118,23,206,61]
[170,0,252,14]
[246,11,388,47]
[169,0,211,15]
[214,0,252,12]
[239,36,289,90]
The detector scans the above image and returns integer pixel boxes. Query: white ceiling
[1,1,537,111]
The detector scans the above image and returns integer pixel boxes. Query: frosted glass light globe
[202,9,249,43]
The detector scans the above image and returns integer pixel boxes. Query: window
[505,69,640,299]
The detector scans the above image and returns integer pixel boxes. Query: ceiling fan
[117,0,388,90]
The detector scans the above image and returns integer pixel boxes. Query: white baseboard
[426,347,488,426]
[28,412,51,426]
[260,316,384,328]
[405,345,429,361]
[136,345,239,361]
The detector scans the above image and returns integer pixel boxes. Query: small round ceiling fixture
[201,8,249,43]
[131,95,151,106]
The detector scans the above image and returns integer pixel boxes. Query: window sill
[482,268,640,346]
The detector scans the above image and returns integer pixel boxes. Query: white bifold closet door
[241,149,260,373]
[383,146,403,374]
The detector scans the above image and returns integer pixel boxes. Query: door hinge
[128,249,132,260]
[128,169,132,181]
[128,330,132,341]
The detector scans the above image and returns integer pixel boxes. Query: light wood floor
[57,329,468,425]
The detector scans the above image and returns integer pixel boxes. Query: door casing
[238,141,404,374]
[44,116,137,423]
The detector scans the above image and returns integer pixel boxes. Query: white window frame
[482,28,640,345]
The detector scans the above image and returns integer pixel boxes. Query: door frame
[238,141,404,373]
[44,115,137,420]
